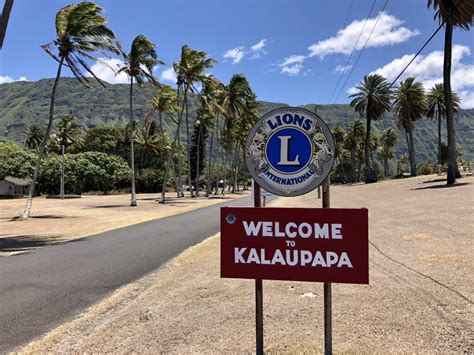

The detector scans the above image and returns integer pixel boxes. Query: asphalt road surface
[0,195,270,351]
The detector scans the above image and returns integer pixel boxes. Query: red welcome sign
[221,207,368,284]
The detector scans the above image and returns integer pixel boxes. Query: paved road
[0,195,263,351]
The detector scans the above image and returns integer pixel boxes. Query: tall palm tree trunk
[437,110,442,174]
[160,95,186,203]
[364,115,372,183]
[22,56,64,219]
[384,157,388,177]
[176,126,182,197]
[350,149,356,183]
[60,144,65,199]
[129,77,137,206]
[408,129,417,176]
[194,123,202,196]
[184,88,194,197]
[232,143,240,193]
[443,23,456,184]
[206,112,219,197]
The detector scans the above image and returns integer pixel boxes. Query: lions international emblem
[245,107,335,196]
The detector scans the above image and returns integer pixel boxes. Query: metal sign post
[253,181,264,355]
[220,107,368,353]
[322,177,332,355]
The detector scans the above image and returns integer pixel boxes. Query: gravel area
[20,175,473,353]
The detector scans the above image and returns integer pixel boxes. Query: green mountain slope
[1,78,472,160]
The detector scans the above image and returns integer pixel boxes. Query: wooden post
[322,177,332,355]
[254,180,264,355]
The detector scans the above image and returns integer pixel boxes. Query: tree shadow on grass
[9,215,70,221]
[421,178,446,184]
[91,205,130,209]
[411,182,471,191]
[0,235,64,253]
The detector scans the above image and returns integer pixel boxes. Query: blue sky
[1,0,473,107]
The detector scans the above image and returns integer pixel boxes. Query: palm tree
[427,0,473,184]
[117,35,163,206]
[220,74,255,192]
[22,2,118,219]
[393,77,428,177]
[173,45,215,197]
[426,83,460,172]
[149,85,178,134]
[332,125,348,183]
[57,115,81,198]
[135,120,166,169]
[343,120,366,182]
[378,128,398,176]
[349,74,392,183]
[203,78,225,197]
[23,124,44,150]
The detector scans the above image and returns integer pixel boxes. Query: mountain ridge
[1,78,473,161]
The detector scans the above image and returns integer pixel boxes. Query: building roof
[4,176,32,186]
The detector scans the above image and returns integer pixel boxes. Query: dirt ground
[20,175,474,353]
[0,191,248,256]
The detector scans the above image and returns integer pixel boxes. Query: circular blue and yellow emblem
[245,107,335,196]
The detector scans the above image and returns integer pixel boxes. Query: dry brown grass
[0,191,248,256]
[20,175,474,353]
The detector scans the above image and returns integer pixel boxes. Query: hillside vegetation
[1,78,473,160]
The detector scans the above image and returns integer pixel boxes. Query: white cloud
[223,46,245,64]
[0,75,27,84]
[251,39,266,52]
[87,58,160,84]
[347,86,359,96]
[160,67,177,83]
[281,63,303,76]
[308,12,419,58]
[334,64,352,73]
[459,91,474,109]
[88,58,129,84]
[371,44,474,108]
[278,55,306,76]
[250,39,267,58]
[280,55,306,67]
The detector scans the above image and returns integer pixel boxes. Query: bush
[38,152,130,195]
[136,168,165,193]
[0,141,35,180]
[417,160,437,175]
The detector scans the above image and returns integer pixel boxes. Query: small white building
[0,176,32,197]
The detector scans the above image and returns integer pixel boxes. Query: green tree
[149,85,178,134]
[427,0,473,184]
[343,120,366,182]
[23,124,44,150]
[173,45,215,197]
[349,74,392,183]
[83,126,120,155]
[378,128,398,176]
[426,83,460,171]
[393,77,428,177]
[57,115,81,198]
[135,120,167,169]
[332,125,348,183]
[22,1,118,219]
[117,34,163,206]
[221,74,255,192]
[0,141,35,180]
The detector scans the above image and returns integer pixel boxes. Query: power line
[386,0,465,90]
[386,22,444,90]
[327,0,378,103]
[333,0,390,103]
